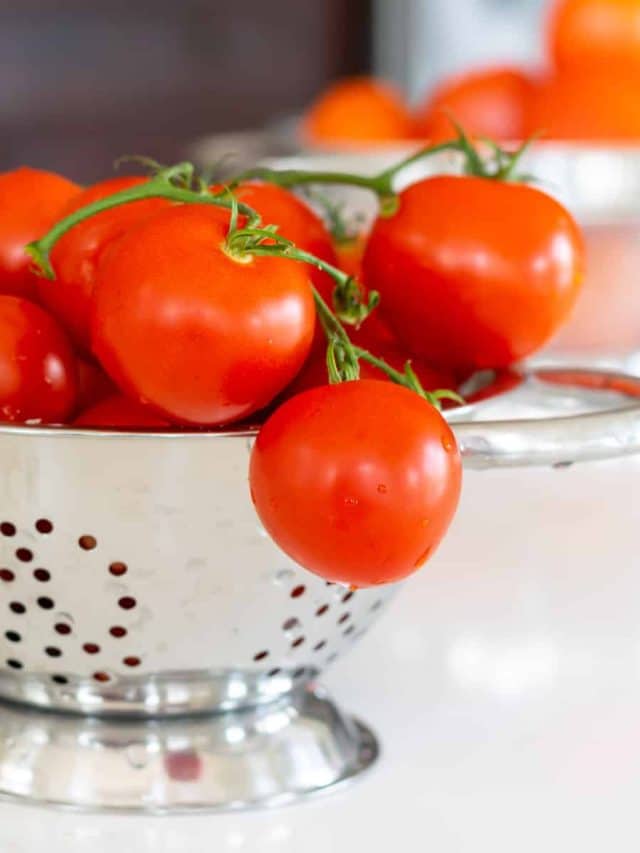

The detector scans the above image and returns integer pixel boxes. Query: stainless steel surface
[0,687,377,812]
[0,428,396,716]
[1,365,639,810]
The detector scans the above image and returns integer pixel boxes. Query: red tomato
[414,67,536,142]
[250,380,461,586]
[348,310,398,352]
[334,234,367,280]
[233,182,337,306]
[528,69,640,141]
[91,205,315,425]
[39,176,168,350]
[303,76,415,145]
[549,0,640,72]
[363,176,585,371]
[76,358,117,412]
[0,296,77,423]
[0,167,79,299]
[74,395,170,428]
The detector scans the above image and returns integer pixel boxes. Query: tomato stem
[225,222,458,406]
[26,163,262,280]
[230,126,539,217]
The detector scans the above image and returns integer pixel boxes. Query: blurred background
[0,0,370,179]
[0,0,551,180]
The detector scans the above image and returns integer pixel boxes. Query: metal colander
[0,366,639,812]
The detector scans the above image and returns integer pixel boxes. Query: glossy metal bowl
[0,366,639,812]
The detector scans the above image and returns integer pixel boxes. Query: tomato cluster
[0,138,584,586]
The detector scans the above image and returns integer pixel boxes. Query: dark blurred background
[0,0,372,181]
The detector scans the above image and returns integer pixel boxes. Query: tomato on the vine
[39,176,168,350]
[232,182,338,305]
[74,395,170,428]
[285,336,455,400]
[0,167,79,299]
[91,205,316,425]
[0,296,77,423]
[250,379,461,586]
[363,175,585,371]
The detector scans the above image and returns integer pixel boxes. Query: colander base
[0,685,378,813]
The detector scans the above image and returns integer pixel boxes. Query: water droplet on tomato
[377,484,387,494]
[441,435,454,452]
[414,545,432,568]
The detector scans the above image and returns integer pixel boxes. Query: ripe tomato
[74,395,170,428]
[0,296,77,423]
[414,67,535,142]
[549,0,640,72]
[363,176,585,371]
[39,176,168,350]
[250,380,461,586]
[334,234,366,280]
[91,205,315,425]
[0,167,79,299]
[303,76,415,145]
[232,182,337,305]
[528,69,640,140]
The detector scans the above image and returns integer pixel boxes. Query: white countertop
[1,458,639,852]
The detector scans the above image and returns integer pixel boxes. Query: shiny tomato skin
[0,296,77,423]
[414,67,535,142]
[363,176,585,371]
[74,394,170,428]
[40,176,168,350]
[91,205,316,426]
[233,182,338,305]
[0,167,79,299]
[549,0,640,72]
[250,380,461,587]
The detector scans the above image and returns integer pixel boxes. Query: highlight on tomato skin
[303,76,416,146]
[249,380,462,588]
[38,176,168,351]
[0,167,80,300]
[0,295,78,424]
[362,174,586,372]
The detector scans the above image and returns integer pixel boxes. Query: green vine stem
[231,141,462,216]
[232,127,535,217]
[26,162,262,280]
[226,224,462,407]
[25,156,463,409]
